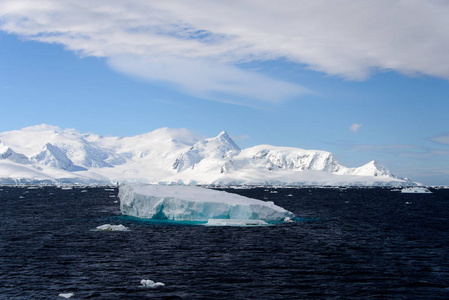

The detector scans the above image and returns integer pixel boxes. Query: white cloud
[349,123,362,133]
[230,134,249,141]
[350,143,449,159]
[400,149,449,159]
[429,133,449,145]
[2,0,449,102]
[108,55,309,106]
[352,144,419,152]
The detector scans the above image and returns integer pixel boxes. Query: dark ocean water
[1,186,449,299]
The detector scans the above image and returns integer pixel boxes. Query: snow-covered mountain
[0,124,412,186]
[0,140,31,165]
[173,131,240,172]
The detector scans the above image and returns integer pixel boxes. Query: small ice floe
[270,191,278,194]
[113,200,118,203]
[58,292,74,298]
[401,187,432,194]
[405,202,412,205]
[96,224,129,231]
[205,219,269,226]
[284,217,293,223]
[286,194,293,197]
[140,279,165,288]
[81,190,88,193]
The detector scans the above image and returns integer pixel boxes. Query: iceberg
[96,224,129,231]
[118,183,294,222]
[140,279,165,288]
[401,187,432,194]
[58,293,74,299]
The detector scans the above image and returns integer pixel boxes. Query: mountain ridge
[0,125,413,186]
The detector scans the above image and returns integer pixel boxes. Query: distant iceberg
[96,224,129,231]
[118,183,294,222]
[401,187,432,194]
[140,279,165,288]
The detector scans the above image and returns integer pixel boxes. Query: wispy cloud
[230,134,250,141]
[108,55,308,106]
[400,149,449,159]
[349,123,362,133]
[345,142,449,160]
[2,1,449,102]
[352,144,420,152]
[429,133,449,145]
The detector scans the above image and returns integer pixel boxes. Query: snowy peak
[347,160,393,177]
[173,131,240,172]
[0,140,31,165]
[31,143,81,171]
[216,131,240,151]
[203,131,241,155]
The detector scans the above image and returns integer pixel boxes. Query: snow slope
[0,140,31,165]
[0,124,412,186]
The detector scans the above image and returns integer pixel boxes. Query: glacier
[118,183,295,222]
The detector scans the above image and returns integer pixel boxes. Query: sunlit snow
[0,125,413,186]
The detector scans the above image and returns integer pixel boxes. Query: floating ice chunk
[283,217,293,223]
[119,183,294,222]
[205,219,269,226]
[141,279,165,288]
[401,187,432,194]
[58,293,74,298]
[96,224,129,231]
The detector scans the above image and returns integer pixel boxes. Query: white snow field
[119,183,294,222]
[0,124,413,186]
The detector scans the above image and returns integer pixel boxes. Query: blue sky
[1,1,449,185]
